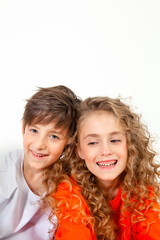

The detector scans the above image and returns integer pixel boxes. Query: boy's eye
[30,128,37,133]
[111,139,121,143]
[50,135,59,140]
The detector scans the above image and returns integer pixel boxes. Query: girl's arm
[55,220,94,240]
[53,181,96,240]
[134,198,160,240]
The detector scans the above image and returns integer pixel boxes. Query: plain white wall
[0,0,160,160]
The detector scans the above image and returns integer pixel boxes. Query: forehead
[79,111,124,136]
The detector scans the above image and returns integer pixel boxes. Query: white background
[0,0,160,160]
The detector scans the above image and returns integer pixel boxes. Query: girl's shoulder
[54,178,82,199]
[54,179,96,240]
[54,178,90,220]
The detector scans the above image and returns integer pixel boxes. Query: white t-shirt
[0,149,57,240]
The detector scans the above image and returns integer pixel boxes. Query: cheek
[121,144,128,161]
[78,142,99,161]
[82,148,96,162]
[50,142,66,155]
[23,135,29,148]
[23,134,36,150]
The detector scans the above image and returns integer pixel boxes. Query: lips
[96,160,117,167]
[31,151,48,158]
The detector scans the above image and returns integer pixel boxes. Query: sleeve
[135,217,160,240]
[53,182,95,240]
[134,196,160,240]
[55,220,94,240]
[145,222,160,240]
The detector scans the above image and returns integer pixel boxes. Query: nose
[100,140,112,156]
[34,136,46,150]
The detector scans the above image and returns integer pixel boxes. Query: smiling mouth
[96,160,117,167]
[31,151,48,158]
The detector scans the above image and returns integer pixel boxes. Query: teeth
[97,161,117,167]
[33,152,46,157]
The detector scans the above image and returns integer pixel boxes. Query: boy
[0,85,81,240]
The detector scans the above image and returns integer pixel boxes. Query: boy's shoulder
[0,149,23,170]
[0,149,23,199]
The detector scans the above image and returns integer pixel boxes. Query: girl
[46,96,160,240]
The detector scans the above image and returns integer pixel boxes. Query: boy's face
[22,121,68,172]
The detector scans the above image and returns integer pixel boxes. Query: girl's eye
[30,129,37,133]
[88,142,98,145]
[111,139,121,143]
[50,135,59,140]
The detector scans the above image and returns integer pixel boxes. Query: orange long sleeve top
[53,181,160,240]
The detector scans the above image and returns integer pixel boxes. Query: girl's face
[77,111,128,188]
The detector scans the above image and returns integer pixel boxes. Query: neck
[99,177,121,199]
[23,163,45,196]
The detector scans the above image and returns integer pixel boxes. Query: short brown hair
[22,85,81,137]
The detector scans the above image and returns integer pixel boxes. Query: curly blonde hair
[69,96,160,240]
[43,96,160,240]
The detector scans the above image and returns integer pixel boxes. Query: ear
[76,144,85,160]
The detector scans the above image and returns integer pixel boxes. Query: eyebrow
[30,124,67,137]
[109,131,125,136]
[49,129,67,137]
[84,131,125,139]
